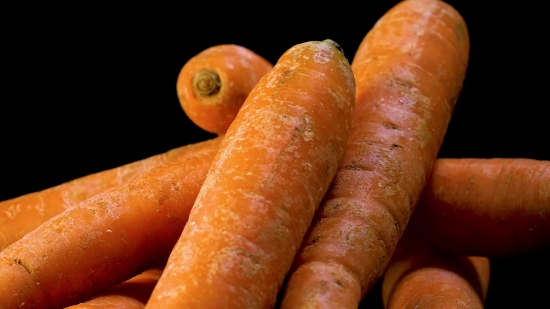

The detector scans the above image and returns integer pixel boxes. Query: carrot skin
[177,44,273,134]
[64,266,164,309]
[382,247,489,309]
[146,40,355,309]
[0,140,221,309]
[0,136,222,252]
[281,1,469,307]
[404,158,550,257]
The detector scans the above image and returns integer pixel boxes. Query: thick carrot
[0,140,221,309]
[381,246,490,309]
[280,1,470,307]
[146,39,355,309]
[0,136,222,252]
[177,44,273,134]
[64,265,164,309]
[403,158,550,257]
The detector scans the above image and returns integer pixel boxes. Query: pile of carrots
[1,0,548,308]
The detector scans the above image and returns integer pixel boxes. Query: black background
[2,1,548,307]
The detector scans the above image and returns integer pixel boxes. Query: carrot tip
[193,69,221,96]
[322,39,344,55]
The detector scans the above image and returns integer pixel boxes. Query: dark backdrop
[2,1,548,307]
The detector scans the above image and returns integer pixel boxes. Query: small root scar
[14,258,32,275]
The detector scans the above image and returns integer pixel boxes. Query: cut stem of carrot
[177,44,273,134]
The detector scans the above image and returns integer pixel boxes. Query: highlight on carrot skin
[176,44,273,135]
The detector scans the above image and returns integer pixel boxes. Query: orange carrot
[382,246,490,309]
[177,44,273,134]
[0,140,221,309]
[0,136,222,252]
[64,265,164,309]
[403,158,550,257]
[281,1,470,307]
[146,39,355,309]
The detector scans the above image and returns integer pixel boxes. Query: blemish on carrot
[5,204,21,219]
[14,258,32,275]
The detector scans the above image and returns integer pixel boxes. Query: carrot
[280,1,470,307]
[177,44,273,134]
[0,141,220,308]
[381,246,490,309]
[403,158,550,257]
[145,39,355,309]
[0,136,222,252]
[64,265,164,309]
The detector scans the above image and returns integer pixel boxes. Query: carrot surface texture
[64,265,164,309]
[0,136,222,252]
[177,44,273,134]
[381,246,490,309]
[0,139,221,309]
[403,158,550,257]
[146,39,356,309]
[280,0,470,308]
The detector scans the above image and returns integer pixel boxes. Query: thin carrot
[64,265,164,309]
[403,158,550,257]
[177,44,273,134]
[145,39,356,309]
[280,0,470,307]
[0,136,222,252]
[381,246,490,309]
[0,141,220,309]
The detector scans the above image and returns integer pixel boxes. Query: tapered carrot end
[322,39,345,55]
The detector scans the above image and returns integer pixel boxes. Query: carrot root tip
[322,39,344,55]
